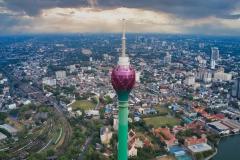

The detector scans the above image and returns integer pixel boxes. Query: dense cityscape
[0,33,240,160]
[1,0,240,160]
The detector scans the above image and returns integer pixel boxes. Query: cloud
[3,0,240,19]
[1,2,240,35]
[216,14,240,20]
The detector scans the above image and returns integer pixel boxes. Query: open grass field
[157,156,177,160]
[6,117,24,130]
[144,116,180,128]
[71,100,95,110]
[153,106,170,113]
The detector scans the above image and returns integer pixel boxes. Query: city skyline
[1,0,240,35]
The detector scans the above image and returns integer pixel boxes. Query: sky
[1,0,240,35]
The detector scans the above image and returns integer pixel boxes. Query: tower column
[118,101,128,160]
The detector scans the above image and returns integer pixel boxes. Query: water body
[211,134,240,160]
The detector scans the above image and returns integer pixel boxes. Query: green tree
[47,149,55,156]
[59,155,68,160]
[91,97,98,104]
[9,108,20,115]
[0,112,7,121]
[28,153,46,160]
[35,121,41,126]
[0,128,11,138]
[195,152,204,160]
[0,151,8,160]
[24,113,31,120]
[21,104,30,111]
[177,100,184,105]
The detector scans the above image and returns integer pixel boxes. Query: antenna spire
[121,6,126,57]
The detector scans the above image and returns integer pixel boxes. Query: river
[211,134,240,160]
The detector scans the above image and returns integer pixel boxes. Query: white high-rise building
[69,65,76,73]
[184,76,195,86]
[56,71,66,79]
[203,72,212,83]
[211,47,219,61]
[210,59,216,69]
[214,71,232,81]
[164,54,171,64]
[135,72,141,82]
[199,43,204,48]
[42,77,56,86]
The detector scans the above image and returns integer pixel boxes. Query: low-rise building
[207,121,230,134]
[0,132,7,141]
[152,127,178,147]
[184,134,207,147]
[0,124,18,135]
[100,127,112,144]
[8,103,16,110]
[187,143,212,156]
[128,144,137,157]
[86,109,99,116]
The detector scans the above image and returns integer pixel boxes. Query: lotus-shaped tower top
[111,19,135,93]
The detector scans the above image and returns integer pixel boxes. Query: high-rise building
[164,54,171,64]
[203,72,212,83]
[42,77,56,86]
[135,72,141,82]
[210,59,216,69]
[56,71,66,79]
[199,43,204,48]
[184,76,195,86]
[214,71,232,81]
[69,65,76,73]
[232,78,240,100]
[211,47,219,61]
[229,71,238,78]
[232,79,238,97]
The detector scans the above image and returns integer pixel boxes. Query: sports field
[71,100,95,110]
[153,106,170,113]
[145,116,179,128]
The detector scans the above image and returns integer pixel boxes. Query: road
[78,121,94,160]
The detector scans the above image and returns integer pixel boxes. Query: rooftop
[0,132,7,140]
[0,124,18,133]
[188,143,212,153]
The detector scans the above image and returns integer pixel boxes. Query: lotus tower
[111,19,136,160]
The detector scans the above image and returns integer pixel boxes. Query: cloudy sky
[1,0,240,35]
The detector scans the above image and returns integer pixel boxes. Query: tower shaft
[118,101,128,160]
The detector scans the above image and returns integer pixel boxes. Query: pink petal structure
[111,65,136,92]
